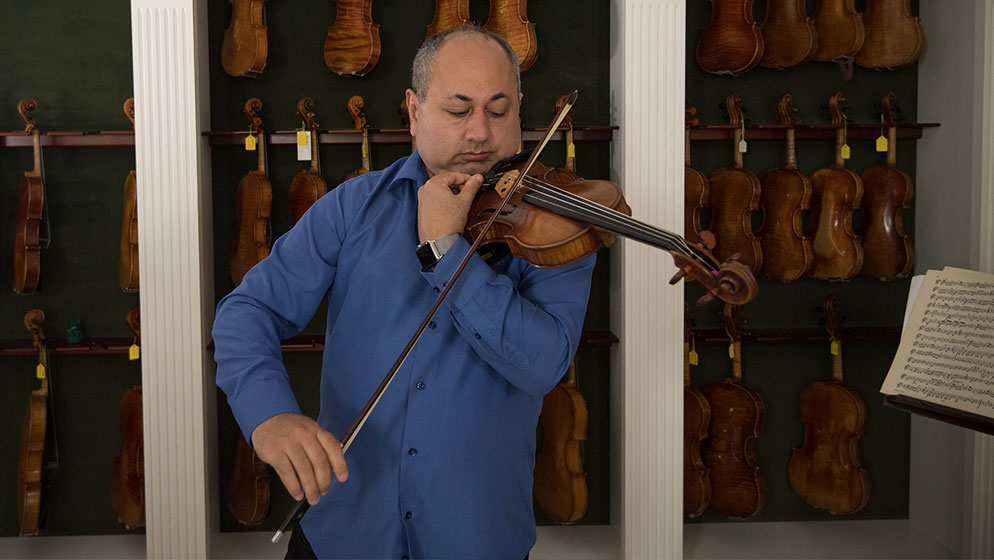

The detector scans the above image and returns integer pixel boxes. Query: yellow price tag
[129,343,141,361]
[567,142,575,159]
[830,338,840,356]
[36,363,46,379]
[840,143,851,160]
[728,343,735,359]
[245,133,257,151]
[297,130,308,146]
[361,142,367,159]
[875,135,888,152]
[689,349,699,366]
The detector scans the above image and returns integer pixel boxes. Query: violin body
[324,0,381,76]
[484,0,538,71]
[858,166,913,279]
[221,0,268,78]
[289,98,327,225]
[14,99,44,295]
[18,383,47,535]
[534,361,588,523]
[684,385,711,517]
[427,0,471,37]
[808,168,863,280]
[227,433,271,524]
[685,106,709,246]
[231,171,272,285]
[111,385,145,529]
[695,0,764,76]
[855,0,924,69]
[701,378,764,518]
[119,170,139,291]
[760,0,818,69]
[708,167,762,272]
[812,0,865,62]
[788,380,870,513]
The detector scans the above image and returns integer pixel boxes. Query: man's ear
[405,89,419,136]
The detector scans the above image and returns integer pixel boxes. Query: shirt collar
[390,150,429,191]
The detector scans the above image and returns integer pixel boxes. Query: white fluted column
[130,0,216,558]
[610,1,685,558]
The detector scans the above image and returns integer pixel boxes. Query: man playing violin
[213,25,595,559]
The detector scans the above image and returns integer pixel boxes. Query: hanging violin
[14,98,46,294]
[18,309,60,535]
[427,0,471,38]
[111,307,145,529]
[695,0,765,76]
[854,0,924,70]
[221,0,268,77]
[533,359,588,523]
[288,97,328,226]
[120,98,140,292]
[230,98,272,287]
[345,95,371,180]
[483,0,538,71]
[760,0,818,69]
[324,0,381,76]
[685,103,709,246]
[684,312,711,517]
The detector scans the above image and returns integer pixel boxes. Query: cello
[854,0,924,70]
[288,97,328,226]
[684,313,710,517]
[707,93,762,272]
[345,95,372,180]
[760,0,818,69]
[119,98,140,292]
[18,309,60,535]
[533,360,588,523]
[788,296,870,514]
[695,0,764,76]
[483,0,538,71]
[858,92,914,279]
[324,0,381,76]
[807,92,864,280]
[111,307,145,529]
[230,98,272,287]
[757,93,813,282]
[221,0,268,78]
[685,104,709,246]
[701,303,765,519]
[14,98,45,294]
[427,0,471,38]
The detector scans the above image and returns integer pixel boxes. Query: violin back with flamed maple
[696,0,764,76]
[855,0,924,69]
[760,0,818,69]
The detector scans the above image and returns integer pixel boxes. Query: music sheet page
[880,267,994,419]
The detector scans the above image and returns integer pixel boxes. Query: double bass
[858,92,914,279]
[695,0,764,76]
[288,97,328,226]
[483,0,538,71]
[14,98,45,294]
[854,0,924,69]
[324,0,381,76]
[788,296,870,514]
[758,93,813,282]
[760,0,818,69]
[345,95,372,180]
[111,307,145,529]
[230,98,272,287]
[701,303,764,518]
[18,309,60,535]
[119,98,140,292]
[427,0,471,38]
[221,0,268,78]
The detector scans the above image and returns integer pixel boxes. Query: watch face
[416,241,437,270]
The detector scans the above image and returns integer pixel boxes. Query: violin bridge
[495,169,521,198]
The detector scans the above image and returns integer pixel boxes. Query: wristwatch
[416,233,460,271]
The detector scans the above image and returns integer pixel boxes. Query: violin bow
[272,90,580,543]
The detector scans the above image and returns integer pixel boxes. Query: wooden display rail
[691,326,901,346]
[690,122,939,142]
[205,125,618,146]
[0,130,134,148]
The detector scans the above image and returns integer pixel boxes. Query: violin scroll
[670,248,759,306]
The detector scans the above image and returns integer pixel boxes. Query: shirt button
[403,556,409,560]
[433,287,439,293]
[405,511,413,519]
[428,321,437,329]
[408,448,417,456]
[474,333,481,339]
[416,382,425,390]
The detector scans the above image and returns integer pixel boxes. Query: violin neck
[832,342,844,382]
[360,128,371,170]
[785,128,797,169]
[32,129,42,175]
[257,129,267,174]
[835,127,846,168]
[310,130,320,172]
[887,125,897,167]
[733,127,744,168]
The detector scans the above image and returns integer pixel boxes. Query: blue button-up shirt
[213,152,595,559]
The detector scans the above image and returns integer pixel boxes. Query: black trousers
[285,527,529,560]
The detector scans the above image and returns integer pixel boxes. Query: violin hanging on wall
[427,0,471,38]
[111,307,145,529]
[811,0,864,78]
[288,97,328,226]
[483,0,538,71]
[345,95,372,180]
[119,98,140,292]
[695,0,764,76]
[684,103,709,247]
[324,0,381,76]
[230,98,272,287]
[684,313,710,517]
[14,98,46,294]
[221,0,268,77]
[760,0,818,69]
[533,360,588,523]
[854,0,924,70]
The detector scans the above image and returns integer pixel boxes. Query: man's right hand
[250,412,348,505]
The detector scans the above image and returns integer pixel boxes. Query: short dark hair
[411,26,521,102]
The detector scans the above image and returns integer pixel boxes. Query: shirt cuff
[227,376,302,445]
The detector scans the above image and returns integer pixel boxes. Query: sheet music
[881,267,994,419]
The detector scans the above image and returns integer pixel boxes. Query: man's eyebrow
[451,93,510,103]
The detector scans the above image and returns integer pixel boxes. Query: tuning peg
[699,230,716,251]
[669,268,687,285]
[696,292,715,306]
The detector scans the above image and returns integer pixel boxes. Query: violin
[230,98,272,287]
[707,93,762,272]
[221,0,268,78]
[758,93,813,282]
[701,303,764,519]
[811,0,865,63]
[854,0,924,69]
[684,313,710,517]
[14,98,45,294]
[533,359,588,523]
[695,0,764,76]
[760,0,818,69]
[684,104,709,246]
[111,307,145,529]
[807,92,864,280]
[288,97,328,226]
[483,0,538,71]
[324,0,381,76]
[119,98,140,292]
[18,309,60,535]
[858,92,914,279]
[427,0,471,38]
[227,432,271,525]
[345,95,371,180]
[788,296,870,514]
[552,94,581,185]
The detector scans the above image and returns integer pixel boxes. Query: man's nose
[465,110,490,143]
